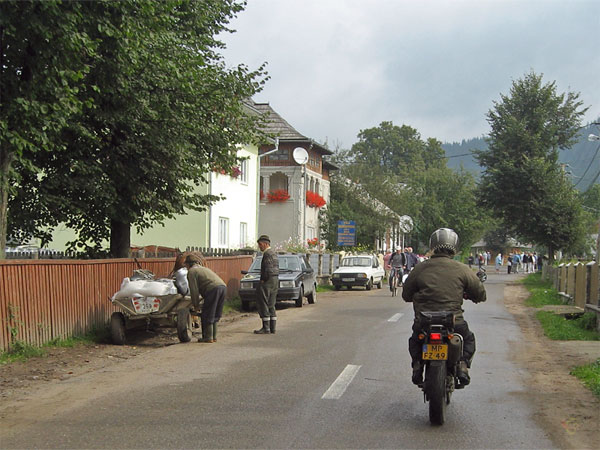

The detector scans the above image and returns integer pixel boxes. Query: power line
[574,142,600,188]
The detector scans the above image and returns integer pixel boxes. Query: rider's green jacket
[401,253,486,323]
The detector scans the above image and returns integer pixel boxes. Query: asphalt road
[2,271,557,449]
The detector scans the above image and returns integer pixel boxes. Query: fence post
[557,263,565,292]
[585,262,598,306]
[574,263,586,308]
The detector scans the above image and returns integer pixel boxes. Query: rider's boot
[269,317,276,334]
[212,322,218,342]
[457,360,470,386]
[411,361,424,385]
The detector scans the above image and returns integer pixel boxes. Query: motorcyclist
[388,248,406,291]
[402,228,486,386]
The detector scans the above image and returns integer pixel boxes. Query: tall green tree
[322,123,488,253]
[0,1,95,258]
[477,71,588,261]
[6,0,267,257]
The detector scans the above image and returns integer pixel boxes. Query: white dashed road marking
[387,313,403,322]
[322,364,362,400]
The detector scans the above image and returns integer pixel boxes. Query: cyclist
[388,248,406,291]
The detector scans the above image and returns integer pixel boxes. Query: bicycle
[389,268,402,297]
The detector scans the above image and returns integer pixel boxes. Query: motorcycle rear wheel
[426,363,447,425]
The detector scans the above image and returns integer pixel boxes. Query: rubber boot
[411,361,424,385]
[269,317,276,334]
[199,323,214,343]
[457,360,470,386]
[212,322,218,342]
[254,319,270,334]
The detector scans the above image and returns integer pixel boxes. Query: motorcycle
[417,310,465,425]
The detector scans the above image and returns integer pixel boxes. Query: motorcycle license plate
[422,344,448,360]
[132,296,159,314]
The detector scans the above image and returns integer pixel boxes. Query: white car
[331,254,385,291]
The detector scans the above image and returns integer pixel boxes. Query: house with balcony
[252,102,337,248]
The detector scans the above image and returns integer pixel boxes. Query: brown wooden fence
[0,255,253,352]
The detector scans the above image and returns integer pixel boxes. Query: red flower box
[306,190,326,208]
[267,189,290,202]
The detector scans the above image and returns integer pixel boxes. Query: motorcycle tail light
[418,333,425,340]
[447,333,454,339]
[429,332,442,342]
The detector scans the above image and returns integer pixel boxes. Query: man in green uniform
[254,235,279,334]
[402,228,486,386]
[185,252,227,343]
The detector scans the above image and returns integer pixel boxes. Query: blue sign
[337,220,356,246]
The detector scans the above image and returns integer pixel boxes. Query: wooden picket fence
[0,255,253,352]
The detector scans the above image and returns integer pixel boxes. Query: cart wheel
[177,309,193,343]
[110,312,126,345]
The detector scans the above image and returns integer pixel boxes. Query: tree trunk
[110,219,131,258]
[548,243,555,265]
[0,150,14,260]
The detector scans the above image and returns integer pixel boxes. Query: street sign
[337,220,356,246]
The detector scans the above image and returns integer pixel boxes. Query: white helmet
[429,228,459,255]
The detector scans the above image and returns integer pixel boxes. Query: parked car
[239,253,317,311]
[331,254,385,290]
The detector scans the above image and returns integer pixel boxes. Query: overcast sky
[220,0,600,148]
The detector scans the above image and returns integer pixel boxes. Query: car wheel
[376,277,383,289]
[366,278,373,290]
[110,312,126,345]
[307,285,317,304]
[334,285,341,291]
[241,300,251,312]
[177,308,192,343]
[295,286,304,307]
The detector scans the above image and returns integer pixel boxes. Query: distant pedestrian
[468,254,474,268]
[254,235,279,334]
[495,253,502,273]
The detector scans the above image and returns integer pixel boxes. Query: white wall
[209,147,259,249]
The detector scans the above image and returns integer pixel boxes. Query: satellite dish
[293,147,309,165]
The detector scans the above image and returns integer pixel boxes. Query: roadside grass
[522,273,562,307]
[223,295,242,314]
[520,272,600,396]
[535,311,600,341]
[0,326,110,365]
[317,284,336,293]
[521,273,599,341]
[570,359,600,397]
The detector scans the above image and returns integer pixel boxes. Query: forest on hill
[442,121,600,191]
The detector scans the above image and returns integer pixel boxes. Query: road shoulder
[504,283,600,449]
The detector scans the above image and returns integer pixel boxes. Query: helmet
[429,228,459,254]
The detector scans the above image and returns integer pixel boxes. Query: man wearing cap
[255,235,279,334]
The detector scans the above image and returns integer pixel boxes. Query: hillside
[442,121,600,191]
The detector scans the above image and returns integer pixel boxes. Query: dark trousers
[408,319,476,367]
[257,277,278,319]
[389,267,403,288]
[201,285,226,325]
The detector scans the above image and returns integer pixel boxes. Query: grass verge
[535,311,600,341]
[0,327,109,365]
[317,284,336,293]
[522,273,562,307]
[521,273,600,396]
[223,296,242,314]
[570,359,600,397]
